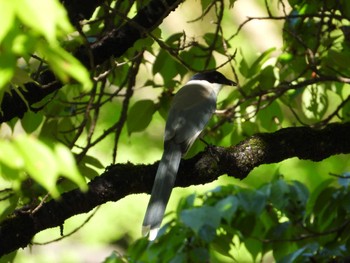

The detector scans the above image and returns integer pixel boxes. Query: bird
[142,71,237,240]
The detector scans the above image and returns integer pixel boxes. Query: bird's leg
[199,137,210,147]
[199,138,220,160]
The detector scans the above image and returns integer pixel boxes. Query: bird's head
[191,71,237,86]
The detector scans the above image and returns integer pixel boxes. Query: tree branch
[0,122,349,256]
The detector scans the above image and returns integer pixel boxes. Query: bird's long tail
[142,141,182,240]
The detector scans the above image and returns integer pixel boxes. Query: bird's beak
[225,78,237,86]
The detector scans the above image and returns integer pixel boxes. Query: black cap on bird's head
[191,71,237,86]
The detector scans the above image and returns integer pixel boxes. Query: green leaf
[153,49,186,84]
[53,143,87,191]
[81,155,104,169]
[236,189,267,214]
[13,136,60,197]
[198,224,216,242]
[241,121,259,137]
[284,181,309,221]
[279,246,308,263]
[323,49,350,76]
[341,98,350,121]
[21,111,44,133]
[11,67,36,86]
[0,52,16,91]
[133,36,154,53]
[230,124,244,146]
[248,48,276,77]
[127,238,149,260]
[102,252,124,263]
[312,186,338,231]
[306,178,334,216]
[269,179,290,210]
[16,0,73,43]
[239,53,250,78]
[212,230,236,259]
[180,46,216,71]
[201,0,212,11]
[280,243,319,263]
[11,34,37,57]
[78,163,100,180]
[256,101,283,132]
[39,119,59,139]
[37,42,92,90]
[278,52,293,62]
[302,84,328,120]
[0,140,24,170]
[245,238,262,261]
[165,32,184,47]
[0,189,18,222]
[189,247,209,262]
[215,195,238,222]
[342,0,350,19]
[0,164,21,182]
[127,99,156,135]
[0,1,15,42]
[258,65,276,90]
[78,155,104,180]
[180,206,221,234]
[203,33,230,55]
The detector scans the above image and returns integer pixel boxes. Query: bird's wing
[164,83,217,153]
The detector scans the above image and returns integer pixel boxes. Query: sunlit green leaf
[13,136,60,197]
[16,0,73,43]
[256,101,282,132]
[54,143,87,191]
[0,1,15,42]
[37,42,92,90]
[0,140,24,170]
[302,84,328,120]
[11,67,36,87]
[0,53,16,91]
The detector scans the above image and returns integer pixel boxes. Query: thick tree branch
[0,122,349,256]
[0,0,183,123]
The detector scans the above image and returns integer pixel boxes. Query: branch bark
[0,122,349,256]
[0,0,183,123]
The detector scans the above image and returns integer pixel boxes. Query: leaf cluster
[122,176,350,262]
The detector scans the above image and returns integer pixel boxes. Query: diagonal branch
[0,0,183,123]
[0,122,349,256]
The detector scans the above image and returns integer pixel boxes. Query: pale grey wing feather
[165,83,217,153]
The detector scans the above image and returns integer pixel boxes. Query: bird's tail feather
[142,142,182,240]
